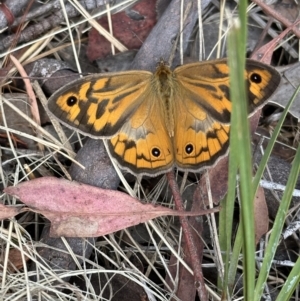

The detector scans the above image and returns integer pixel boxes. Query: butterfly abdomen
[153,61,178,137]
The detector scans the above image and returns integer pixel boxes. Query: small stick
[166,170,208,301]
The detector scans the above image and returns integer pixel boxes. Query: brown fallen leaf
[4,177,218,237]
[87,0,157,61]
[0,248,30,273]
[254,186,269,244]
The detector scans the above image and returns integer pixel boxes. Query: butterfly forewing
[243,60,281,113]
[48,71,153,137]
[174,60,233,124]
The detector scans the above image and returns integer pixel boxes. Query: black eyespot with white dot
[250,73,262,84]
[185,143,194,155]
[66,96,78,107]
[151,147,161,158]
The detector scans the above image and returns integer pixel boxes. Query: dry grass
[0,0,299,300]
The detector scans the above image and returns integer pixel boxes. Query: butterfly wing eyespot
[185,144,194,155]
[66,96,78,106]
[250,72,262,84]
[151,147,161,158]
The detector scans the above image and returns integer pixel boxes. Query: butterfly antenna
[167,2,193,66]
[167,33,180,66]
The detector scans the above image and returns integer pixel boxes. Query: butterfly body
[152,61,176,136]
[48,59,280,176]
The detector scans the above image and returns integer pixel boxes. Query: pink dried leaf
[10,55,41,127]
[0,204,23,219]
[4,177,218,237]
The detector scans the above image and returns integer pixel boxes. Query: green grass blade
[275,254,300,301]
[254,144,300,300]
[227,17,256,300]
[218,156,238,294]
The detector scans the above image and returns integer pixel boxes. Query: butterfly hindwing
[108,92,174,175]
[173,93,230,171]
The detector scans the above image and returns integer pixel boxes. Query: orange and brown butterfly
[47,59,280,176]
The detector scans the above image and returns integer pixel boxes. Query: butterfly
[47,59,280,176]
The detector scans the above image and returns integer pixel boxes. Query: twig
[0,0,112,52]
[0,0,29,28]
[166,171,208,301]
[252,0,300,38]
